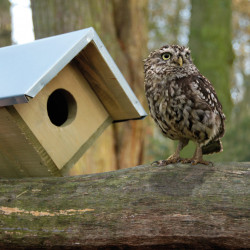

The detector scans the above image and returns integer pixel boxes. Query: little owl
[144,45,225,165]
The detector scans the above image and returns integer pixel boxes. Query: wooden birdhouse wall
[75,42,142,121]
[0,59,114,178]
[13,61,112,174]
[0,106,59,178]
[0,28,146,178]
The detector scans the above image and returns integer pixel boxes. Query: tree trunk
[189,0,234,118]
[112,0,148,169]
[0,162,249,249]
[30,0,148,173]
[0,0,11,47]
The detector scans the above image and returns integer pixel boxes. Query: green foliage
[189,0,234,118]
[146,129,173,162]
[148,0,190,48]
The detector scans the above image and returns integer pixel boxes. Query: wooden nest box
[0,28,146,178]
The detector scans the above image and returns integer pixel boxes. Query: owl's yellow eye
[161,52,171,60]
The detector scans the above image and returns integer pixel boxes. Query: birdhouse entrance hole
[47,89,77,127]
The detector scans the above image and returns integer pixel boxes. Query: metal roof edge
[26,28,95,98]
[0,27,147,119]
[91,30,147,118]
[0,95,28,107]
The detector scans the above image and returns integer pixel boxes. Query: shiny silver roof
[0,28,146,119]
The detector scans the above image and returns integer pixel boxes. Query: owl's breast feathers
[145,74,225,154]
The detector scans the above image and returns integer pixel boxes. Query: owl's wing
[188,74,226,138]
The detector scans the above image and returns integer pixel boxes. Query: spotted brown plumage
[144,45,225,165]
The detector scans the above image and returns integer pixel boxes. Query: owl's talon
[181,158,193,164]
[191,159,213,166]
[151,160,168,166]
[181,158,213,166]
[151,156,182,166]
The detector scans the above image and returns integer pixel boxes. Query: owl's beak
[178,56,183,67]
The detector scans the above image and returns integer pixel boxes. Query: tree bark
[112,0,148,169]
[0,0,11,47]
[0,162,249,249]
[30,0,148,173]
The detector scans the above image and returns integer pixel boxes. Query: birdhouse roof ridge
[0,28,95,106]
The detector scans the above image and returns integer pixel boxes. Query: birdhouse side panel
[75,42,145,121]
[0,107,61,178]
[14,63,110,170]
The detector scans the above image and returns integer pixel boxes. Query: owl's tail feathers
[202,140,223,155]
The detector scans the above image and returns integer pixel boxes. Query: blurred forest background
[0,0,249,175]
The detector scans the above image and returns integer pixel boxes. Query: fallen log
[0,162,249,249]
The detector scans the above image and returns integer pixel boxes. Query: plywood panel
[75,42,145,121]
[14,63,110,169]
[0,107,60,178]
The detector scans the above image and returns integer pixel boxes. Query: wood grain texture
[14,62,110,169]
[75,42,142,121]
[31,0,149,172]
[0,162,249,249]
[0,107,60,178]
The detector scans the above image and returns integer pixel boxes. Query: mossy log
[0,162,249,249]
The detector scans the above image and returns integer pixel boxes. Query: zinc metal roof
[0,28,146,119]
